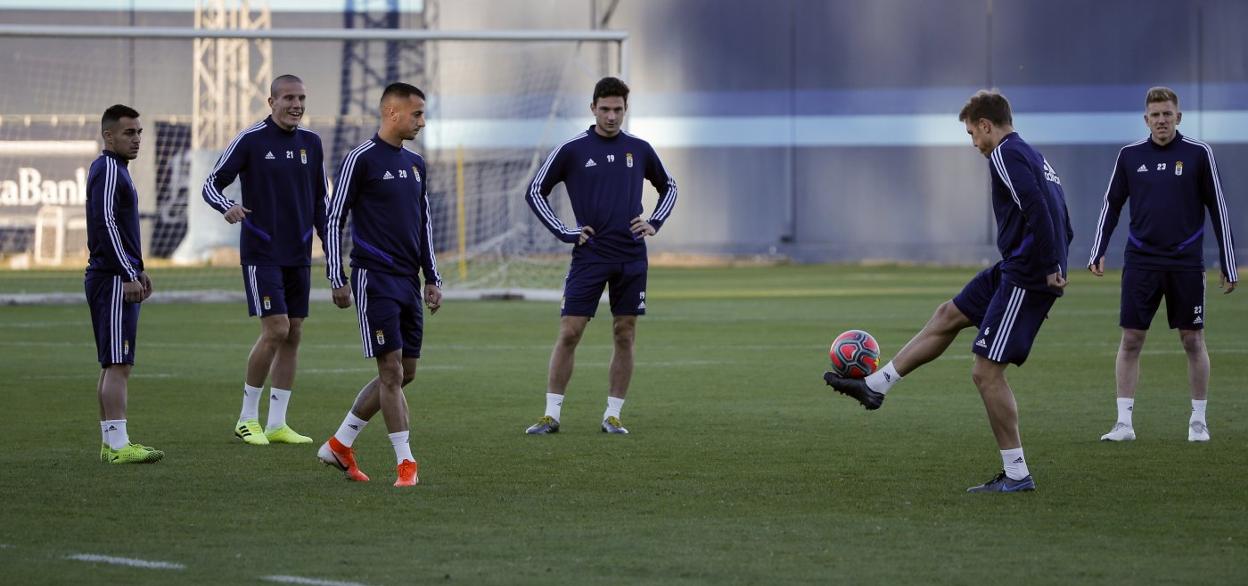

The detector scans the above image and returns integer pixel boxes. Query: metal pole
[0,23,628,43]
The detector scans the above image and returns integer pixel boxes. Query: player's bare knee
[612,319,635,347]
[284,319,304,346]
[971,359,1004,390]
[262,316,291,343]
[557,324,586,347]
[1119,329,1147,355]
[934,301,969,332]
[1178,330,1205,355]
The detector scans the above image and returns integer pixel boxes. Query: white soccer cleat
[1188,421,1211,442]
[1100,422,1136,442]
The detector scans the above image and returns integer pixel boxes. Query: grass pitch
[1,265,1244,584]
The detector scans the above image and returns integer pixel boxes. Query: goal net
[0,23,624,303]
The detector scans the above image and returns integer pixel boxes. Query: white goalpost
[0,21,628,304]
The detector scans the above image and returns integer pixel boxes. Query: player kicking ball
[824,90,1073,493]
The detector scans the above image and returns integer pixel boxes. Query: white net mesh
[0,31,619,301]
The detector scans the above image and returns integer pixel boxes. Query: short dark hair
[958,90,1012,126]
[101,104,140,133]
[380,82,425,107]
[592,76,629,104]
[270,74,304,97]
[1146,86,1179,108]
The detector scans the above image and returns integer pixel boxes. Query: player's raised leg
[825,299,974,409]
[526,316,589,434]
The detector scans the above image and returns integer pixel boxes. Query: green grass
[1,265,1245,585]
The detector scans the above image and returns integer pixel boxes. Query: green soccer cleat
[101,442,164,464]
[234,419,270,445]
[265,424,313,444]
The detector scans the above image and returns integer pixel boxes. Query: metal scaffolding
[192,0,272,150]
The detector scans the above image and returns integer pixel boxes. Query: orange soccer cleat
[317,437,370,482]
[394,459,419,487]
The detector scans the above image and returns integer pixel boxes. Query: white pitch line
[262,575,371,586]
[65,553,185,570]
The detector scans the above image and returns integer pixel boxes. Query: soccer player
[1088,87,1238,443]
[202,74,327,446]
[824,90,1073,493]
[317,82,442,487]
[86,104,163,464]
[522,76,678,435]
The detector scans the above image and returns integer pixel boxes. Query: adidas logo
[638,301,646,310]
[265,151,276,160]
[883,372,892,382]
[1137,164,1148,173]
[585,158,597,167]
[1193,316,1203,325]
[975,338,988,348]
[348,424,360,431]
[1012,457,1025,464]
[382,170,394,180]
[105,425,117,432]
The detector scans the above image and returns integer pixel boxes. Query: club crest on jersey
[123,340,130,355]
[413,166,421,182]
[626,152,633,168]
[1175,161,1183,176]
[300,149,307,164]
[263,295,271,310]
[375,330,386,345]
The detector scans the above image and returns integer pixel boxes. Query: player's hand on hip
[331,284,352,308]
[122,279,144,304]
[138,272,154,302]
[223,204,251,224]
[1221,274,1237,294]
[424,283,442,314]
[630,216,656,239]
[1047,271,1068,291]
[1088,257,1105,277]
[577,225,595,246]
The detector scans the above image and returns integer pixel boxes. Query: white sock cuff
[270,387,292,397]
[388,430,410,445]
[865,362,901,394]
[346,412,369,428]
[545,392,564,422]
[244,383,264,394]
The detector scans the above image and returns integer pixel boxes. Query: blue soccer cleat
[966,471,1036,493]
[525,416,560,435]
[823,371,885,410]
[601,416,629,434]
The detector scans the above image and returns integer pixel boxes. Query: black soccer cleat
[823,371,885,410]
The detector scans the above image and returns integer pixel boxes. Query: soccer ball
[828,330,881,378]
